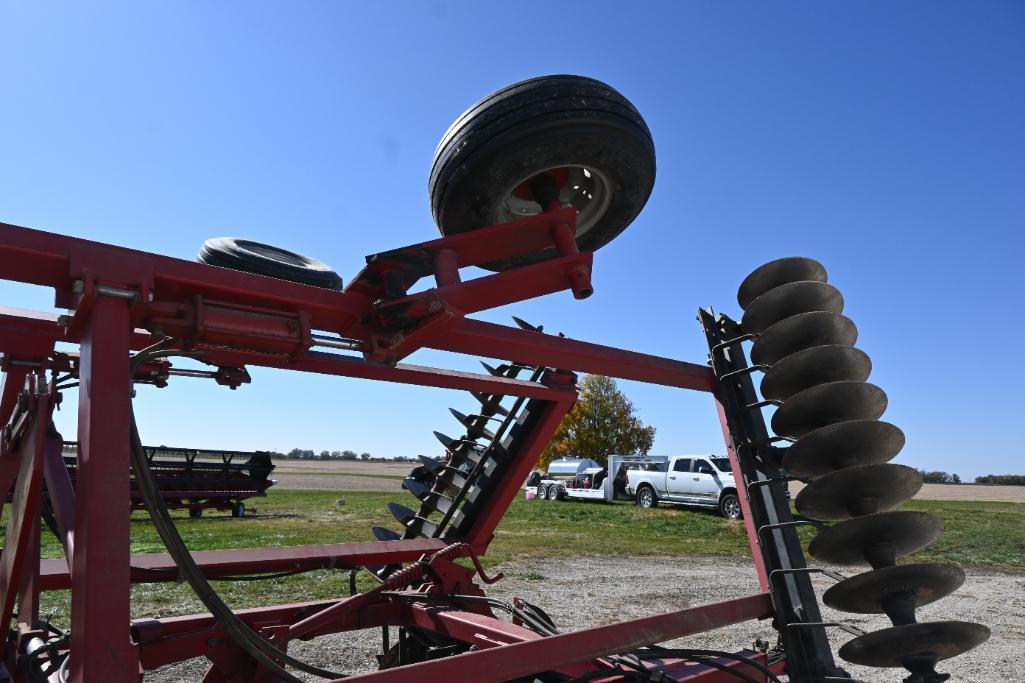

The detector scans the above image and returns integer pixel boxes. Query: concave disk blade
[838,621,990,667]
[737,257,828,310]
[771,381,887,439]
[751,311,858,366]
[741,281,844,335]
[795,463,922,520]
[823,563,965,614]
[782,420,905,479]
[761,345,872,402]
[808,510,942,566]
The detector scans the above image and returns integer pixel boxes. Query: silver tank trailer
[545,457,602,481]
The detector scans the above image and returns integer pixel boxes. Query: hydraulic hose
[128,339,344,681]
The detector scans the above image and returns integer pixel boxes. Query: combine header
[60,442,274,518]
[0,75,986,682]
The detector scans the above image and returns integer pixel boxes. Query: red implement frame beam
[70,296,138,681]
[339,593,773,683]
[36,538,455,591]
[436,318,716,391]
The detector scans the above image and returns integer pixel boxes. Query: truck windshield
[711,457,732,472]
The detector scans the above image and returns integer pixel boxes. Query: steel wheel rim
[639,489,653,507]
[493,165,612,237]
[723,497,741,519]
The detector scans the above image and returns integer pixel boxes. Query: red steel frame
[0,212,776,682]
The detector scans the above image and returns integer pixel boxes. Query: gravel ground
[145,555,1020,682]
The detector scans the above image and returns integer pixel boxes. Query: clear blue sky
[2,2,1022,479]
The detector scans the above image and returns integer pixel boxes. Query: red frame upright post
[71,295,139,682]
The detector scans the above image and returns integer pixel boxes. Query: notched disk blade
[808,510,942,566]
[795,463,922,520]
[782,420,905,478]
[838,621,990,667]
[737,257,828,310]
[771,381,887,439]
[760,345,871,402]
[741,281,844,335]
[751,311,858,366]
[823,563,965,614]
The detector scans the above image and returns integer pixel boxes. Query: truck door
[690,459,722,503]
[665,458,693,501]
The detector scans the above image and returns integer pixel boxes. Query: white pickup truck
[625,455,742,519]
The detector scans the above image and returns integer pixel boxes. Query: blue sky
[1,2,1022,479]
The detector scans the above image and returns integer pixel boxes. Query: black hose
[128,340,345,681]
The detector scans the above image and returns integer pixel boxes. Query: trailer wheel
[553,485,566,501]
[231,501,246,518]
[189,508,203,519]
[719,493,742,520]
[198,237,343,290]
[536,484,549,501]
[429,75,656,271]
[636,486,658,509]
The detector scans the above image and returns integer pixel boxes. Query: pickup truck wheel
[636,486,657,509]
[720,493,742,520]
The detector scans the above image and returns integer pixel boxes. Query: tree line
[269,449,416,462]
[918,470,1025,485]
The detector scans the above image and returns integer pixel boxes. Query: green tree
[539,375,655,470]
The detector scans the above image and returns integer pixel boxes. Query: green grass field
[11,490,1023,626]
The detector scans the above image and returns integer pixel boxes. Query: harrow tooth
[794,463,922,520]
[480,361,507,376]
[433,431,478,451]
[371,526,402,542]
[741,281,844,335]
[470,391,510,416]
[387,502,438,537]
[837,621,990,674]
[808,510,943,568]
[408,515,440,537]
[388,502,419,525]
[782,419,906,479]
[760,345,872,402]
[737,256,828,310]
[750,311,859,366]
[822,563,966,615]
[449,408,496,440]
[415,455,469,489]
[402,478,454,514]
[770,380,888,439]
[511,316,542,332]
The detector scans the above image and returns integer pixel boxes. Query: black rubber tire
[231,501,246,518]
[429,75,656,271]
[198,237,342,290]
[636,486,658,509]
[189,508,203,519]
[537,484,549,501]
[719,493,743,520]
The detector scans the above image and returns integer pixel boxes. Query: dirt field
[272,461,1025,503]
[788,481,1025,503]
[148,556,1021,682]
[270,460,410,492]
